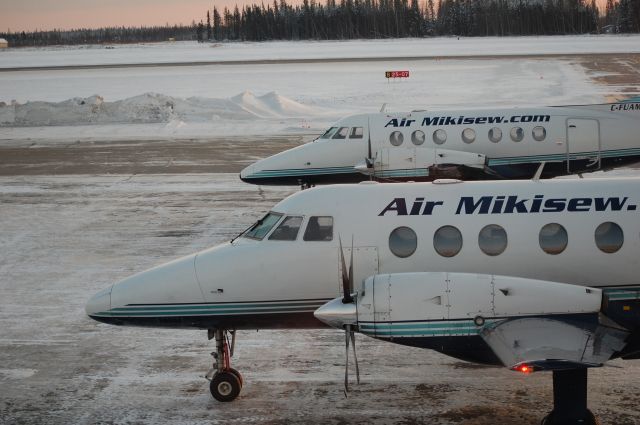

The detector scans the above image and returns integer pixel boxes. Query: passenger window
[433,129,447,145]
[594,222,623,253]
[303,216,333,241]
[478,224,507,256]
[532,126,546,141]
[539,223,567,255]
[488,127,502,143]
[269,216,303,241]
[332,127,349,139]
[434,225,462,257]
[389,131,404,146]
[244,212,282,240]
[462,128,476,144]
[350,127,364,139]
[411,130,425,145]
[510,127,524,142]
[389,226,417,258]
[320,127,338,139]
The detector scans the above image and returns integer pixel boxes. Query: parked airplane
[240,100,640,186]
[87,177,640,424]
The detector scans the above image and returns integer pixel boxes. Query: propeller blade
[367,117,373,165]
[348,235,354,297]
[350,328,360,385]
[338,236,353,303]
[344,324,350,397]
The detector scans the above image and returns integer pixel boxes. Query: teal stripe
[489,148,640,166]
[376,168,429,178]
[111,301,324,312]
[95,306,316,317]
[360,321,474,330]
[362,328,477,336]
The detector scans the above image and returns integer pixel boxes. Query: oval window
[510,127,524,142]
[478,224,507,256]
[594,222,623,253]
[462,128,476,144]
[539,223,568,255]
[411,130,426,145]
[389,131,404,146]
[488,127,502,143]
[434,225,462,257]
[389,226,417,258]
[532,126,546,141]
[433,129,447,145]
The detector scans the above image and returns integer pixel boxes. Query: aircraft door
[567,119,600,172]
[374,147,417,178]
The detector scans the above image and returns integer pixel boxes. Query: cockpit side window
[243,212,282,240]
[303,216,333,241]
[268,216,303,241]
[332,127,349,139]
[350,127,364,139]
[320,127,338,139]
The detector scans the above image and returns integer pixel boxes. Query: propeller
[365,116,374,170]
[338,235,360,396]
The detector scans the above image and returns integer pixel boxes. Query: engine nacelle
[315,272,629,371]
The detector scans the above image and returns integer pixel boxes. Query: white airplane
[240,100,640,186]
[87,177,640,424]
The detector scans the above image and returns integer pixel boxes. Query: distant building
[0,38,8,49]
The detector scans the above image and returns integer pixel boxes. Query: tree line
[2,0,639,47]
[196,0,639,41]
[1,24,197,47]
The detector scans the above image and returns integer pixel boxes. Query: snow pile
[0,91,324,127]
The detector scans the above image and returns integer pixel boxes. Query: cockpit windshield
[319,127,338,139]
[242,212,283,240]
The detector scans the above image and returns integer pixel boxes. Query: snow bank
[0,91,324,127]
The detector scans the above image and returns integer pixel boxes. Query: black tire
[541,410,600,425]
[228,367,244,388]
[210,372,241,402]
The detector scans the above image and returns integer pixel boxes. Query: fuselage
[240,102,640,185]
[87,178,640,332]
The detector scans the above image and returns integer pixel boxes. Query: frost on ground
[1,171,640,425]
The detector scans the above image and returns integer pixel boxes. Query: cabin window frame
[388,226,418,258]
[389,131,404,146]
[433,129,447,145]
[411,130,426,146]
[510,126,525,142]
[478,224,508,256]
[532,126,547,141]
[488,127,502,143]
[350,127,364,139]
[268,215,304,241]
[243,212,284,241]
[594,222,624,254]
[462,128,476,144]
[539,223,568,255]
[332,127,350,140]
[303,216,334,241]
[433,225,463,257]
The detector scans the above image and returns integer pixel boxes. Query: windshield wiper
[230,219,262,244]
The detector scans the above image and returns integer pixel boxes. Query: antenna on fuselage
[380,103,387,113]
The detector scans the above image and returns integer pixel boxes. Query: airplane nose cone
[314,297,357,329]
[86,285,112,317]
[239,164,255,183]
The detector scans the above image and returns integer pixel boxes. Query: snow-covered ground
[0,56,617,139]
[2,38,640,424]
[2,35,640,69]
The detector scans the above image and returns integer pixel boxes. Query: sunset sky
[1,0,609,33]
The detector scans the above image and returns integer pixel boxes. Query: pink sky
[2,0,609,33]
[1,0,250,32]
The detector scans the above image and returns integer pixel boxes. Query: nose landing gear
[205,329,243,402]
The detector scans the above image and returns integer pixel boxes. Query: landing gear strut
[205,329,243,402]
[541,369,599,425]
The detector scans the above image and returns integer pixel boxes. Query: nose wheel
[205,329,244,402]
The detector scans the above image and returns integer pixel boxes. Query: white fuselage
[240,102,640,184]
[87,177,640,330]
